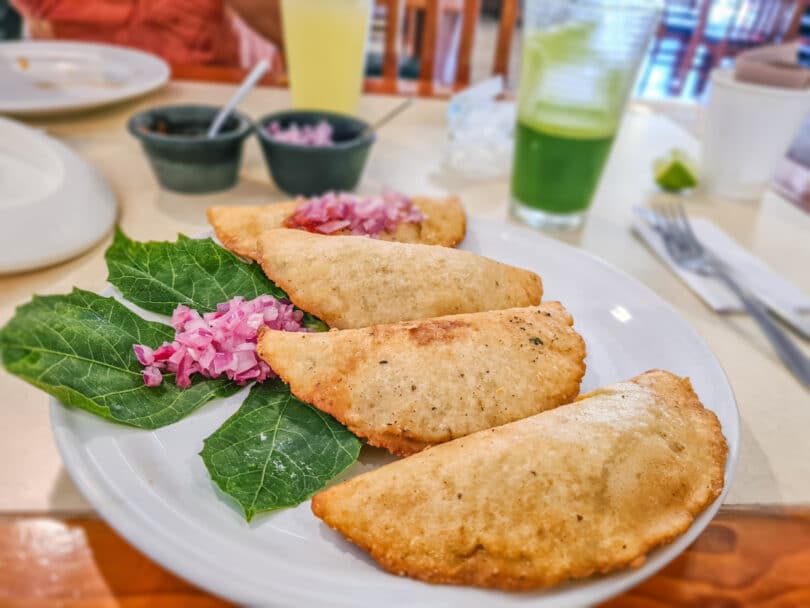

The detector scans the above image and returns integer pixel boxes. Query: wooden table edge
[2,505,810,606]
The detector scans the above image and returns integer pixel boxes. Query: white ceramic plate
[0,117,116,273]
[50,218,740,608]
[0,41,169,115]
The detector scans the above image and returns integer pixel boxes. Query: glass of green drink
[511,0,661,230]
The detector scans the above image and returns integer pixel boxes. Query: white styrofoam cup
[703,67,810,201]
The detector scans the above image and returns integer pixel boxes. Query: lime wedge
[654,149,699,192]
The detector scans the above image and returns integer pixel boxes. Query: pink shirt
[12,0,282,69]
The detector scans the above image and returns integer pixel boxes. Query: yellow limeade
[281,0,372,114]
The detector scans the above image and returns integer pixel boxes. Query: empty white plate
[0,117,117,273]
[0,40,169,115]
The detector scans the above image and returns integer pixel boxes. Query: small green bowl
[256,110,375,196]
[128,104,253,194]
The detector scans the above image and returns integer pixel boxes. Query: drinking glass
[511,0,661,230]
[281,0,373,115]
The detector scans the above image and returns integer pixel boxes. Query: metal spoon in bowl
[207,59,270,138]
[362,97,415,137]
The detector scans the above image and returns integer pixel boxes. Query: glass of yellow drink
[511,0,661,230]
[281,0,373,115]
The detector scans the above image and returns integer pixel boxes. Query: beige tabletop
[1,81,808,512]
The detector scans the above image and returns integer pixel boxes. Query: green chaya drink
[511,2,661,230]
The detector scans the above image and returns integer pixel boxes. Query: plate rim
[0,116,117,273]
[49,216,740,607]
[0,40,170,115]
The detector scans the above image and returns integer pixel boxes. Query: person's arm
[225,0,283,49]
[11,0,133,39]
[11,0,51,19]
[11,0,131,23]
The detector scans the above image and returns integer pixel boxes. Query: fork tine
[647,208,664,232]
[659,202,687,252]
[665,202,698,256]
[674,202,704,255]
[664,202,688,248]
[650,203,687,261]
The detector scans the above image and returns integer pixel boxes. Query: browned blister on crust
[256,229,542,329]
[257,303,585,455]
[207,196,466,260]
[311,370,728,590]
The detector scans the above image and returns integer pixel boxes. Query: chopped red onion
[133,344,154,366]
[143,365,163,387]
[284,190,425,237]
[133,295,308,388]
[266,120,334,146]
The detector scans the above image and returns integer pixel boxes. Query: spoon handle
[207,60,270,138]
[370,97,415,132]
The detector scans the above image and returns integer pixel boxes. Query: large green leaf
[0,289,239,428]
[1,232,356,515]
[200,380,361,521]
[105,229,327,331]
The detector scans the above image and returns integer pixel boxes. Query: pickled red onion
[284,190,424,237]
[266,120,334,146]
[133,295,308,388]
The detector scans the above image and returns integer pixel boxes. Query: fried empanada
[256,229,543,329]
[207,195,466,260]
[312,370,727,590]
[257,303,585,455]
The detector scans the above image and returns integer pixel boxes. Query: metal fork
[648,202,810,388]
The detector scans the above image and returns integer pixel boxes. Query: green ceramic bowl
[256,110,375,196]
[128,104,253,194]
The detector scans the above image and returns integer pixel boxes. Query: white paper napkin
[633,218,810,313]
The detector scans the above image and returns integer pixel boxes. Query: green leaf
[200,380,361,521]
[0,288,240,428]
[105,229,328,331]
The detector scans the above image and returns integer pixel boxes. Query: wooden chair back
[646,0,806,98]
[172,0,523,98]
[720,0,796,46]
[780,0,810,40]
[376,0,519,91]
[492,0,519,77]
[657,0,703,38]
